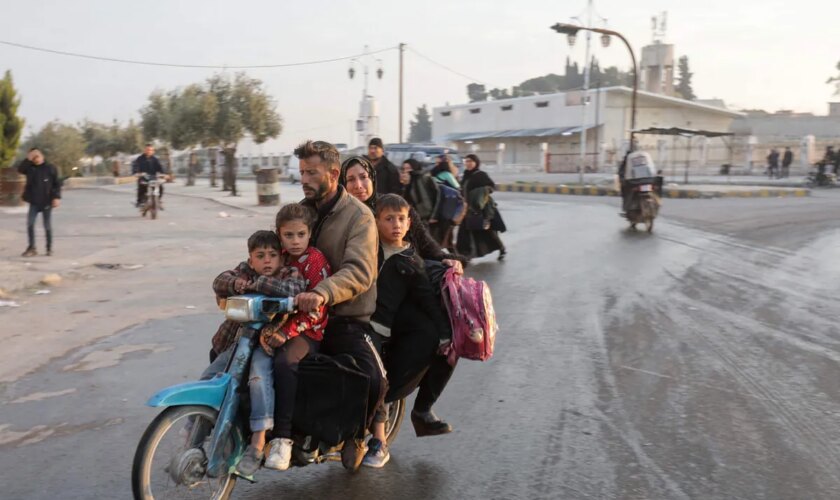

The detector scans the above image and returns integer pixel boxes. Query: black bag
[292,353,370,446]
[489,208,507,233]
[464,211,485,231]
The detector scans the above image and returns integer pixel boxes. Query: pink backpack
[440,267,498,365]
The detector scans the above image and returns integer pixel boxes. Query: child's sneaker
[235,445,263,476]
[263,438,293,471]
[362,438,390,468]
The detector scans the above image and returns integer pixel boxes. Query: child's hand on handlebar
[233,278,249,294]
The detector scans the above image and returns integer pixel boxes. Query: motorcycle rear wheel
[132,405,236,500]
[385,398,406,445]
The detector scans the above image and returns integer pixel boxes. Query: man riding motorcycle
[618,150,662,215]
[132,143,166,208]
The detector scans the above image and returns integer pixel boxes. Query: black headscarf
[462,153,494,192]
[339,155,377,211]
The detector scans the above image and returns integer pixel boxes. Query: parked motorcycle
[131,294,405,500]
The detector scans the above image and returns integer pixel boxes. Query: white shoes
[263,438,293,471]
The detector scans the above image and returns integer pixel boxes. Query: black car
[384,143,464,176]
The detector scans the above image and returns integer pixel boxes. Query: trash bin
[256,168,280,206]
[0,167,26,206]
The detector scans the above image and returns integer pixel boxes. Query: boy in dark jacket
[18,148,61,257]
[366,194,451,468]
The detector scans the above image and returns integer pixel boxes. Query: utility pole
[399,43,405,144]
[578,0,593,185]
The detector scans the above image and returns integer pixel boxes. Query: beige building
[432,86,743,174]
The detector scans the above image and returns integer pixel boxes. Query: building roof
[442,125,597,142]
[435,86,744,118]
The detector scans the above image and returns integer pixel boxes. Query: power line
[0,39,397,69]
[406,46,493,86]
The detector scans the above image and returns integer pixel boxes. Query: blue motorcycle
[131,295,405,500]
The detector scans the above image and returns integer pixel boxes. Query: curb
[495,183,810,199]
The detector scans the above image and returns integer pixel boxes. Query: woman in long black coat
[339,156,463,440]
[456,154,507,260]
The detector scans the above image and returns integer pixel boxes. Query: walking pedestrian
[456,154,507,261]
[767,148,780,179]
[781,147,793,178]
[365,138,401,195]
[18,148,61,257]
[834,146,840,175]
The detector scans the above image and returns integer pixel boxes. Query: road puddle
[63,344,173,372]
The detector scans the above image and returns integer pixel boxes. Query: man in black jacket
[366,138,401,195]
[132,144,165,207]
[781,147,794,178]
[18,148,61,257]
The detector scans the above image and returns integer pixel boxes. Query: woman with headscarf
[456,154,507,261]
[339,156,464,456]
[431,155,460,191]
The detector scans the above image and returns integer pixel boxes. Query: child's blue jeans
[199,347,273,432]
[247,348,275,432]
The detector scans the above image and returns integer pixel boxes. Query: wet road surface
[1,188,840,499]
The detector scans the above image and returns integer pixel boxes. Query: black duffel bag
[291,353,370,446]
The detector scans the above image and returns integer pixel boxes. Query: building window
[441,111,452,117]
[501,105,513,111]
[535,101,549,108]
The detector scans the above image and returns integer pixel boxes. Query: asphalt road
[1,186,839,500]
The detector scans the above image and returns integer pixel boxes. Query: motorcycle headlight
[225,296,258,322]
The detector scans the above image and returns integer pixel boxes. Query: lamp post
[348,46,384,147]
[551,23,639,155]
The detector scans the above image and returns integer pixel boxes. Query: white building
[432,86,743,174]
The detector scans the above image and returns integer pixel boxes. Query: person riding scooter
[618,150,662,215]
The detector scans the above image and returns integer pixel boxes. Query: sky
[2,0,838,155]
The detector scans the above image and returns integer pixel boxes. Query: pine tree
[408,105,432,143]
[0,70,25,168]
[828,60,840,95]
[676,56,696,100]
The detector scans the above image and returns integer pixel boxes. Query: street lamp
[551,22,639,149]
[600,33,611,48]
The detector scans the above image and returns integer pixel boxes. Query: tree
[828,60,840,95]
[81,119,143,160]
[676,56,696,100]
[203,73,282,196]
[0,70,24,169]
[20,121,86,177]
[468,60,634,102]
[408,105,432,142]
[139,73,281,194]
[467,83,488,102]
[167,84,212,186]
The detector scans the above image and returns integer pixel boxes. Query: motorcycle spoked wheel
[132,405,237,500]
[385,398,406,445]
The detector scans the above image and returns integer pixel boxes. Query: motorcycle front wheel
[132,405,236,500]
